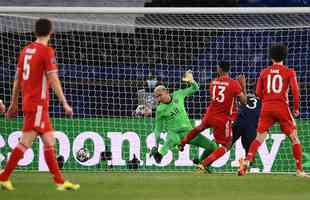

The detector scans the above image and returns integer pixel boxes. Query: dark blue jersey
[232,95,261,152]
[234,95,261,130]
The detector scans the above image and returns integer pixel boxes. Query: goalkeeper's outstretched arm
[178,70,199,97]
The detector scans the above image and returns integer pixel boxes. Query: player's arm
[45,48,73,117]
[47,71,73,117]
[0,99,5,113]
[238,92,247,105]
[154,108,164,146]
[178,70,199,97]
[289,70,300,117]
[6,63,22,118]
[237,75,247,105]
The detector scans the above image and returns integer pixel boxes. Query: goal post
[0,7,309,173]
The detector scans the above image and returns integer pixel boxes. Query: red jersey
[206,75,242,116]
[17,42,58,112]
[256,63,299,111]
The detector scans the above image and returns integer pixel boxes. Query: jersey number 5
[267,74,283,94]
[212,85,226,103]
[23,54,32,80]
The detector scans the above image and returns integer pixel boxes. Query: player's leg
[0,130,37,190]
[150,132,179,164]
[39,112,80,190]
[200,117,231,169]
[180,115,209,146]
[287,131,306,176]
[188,134,218,163]
[239,111,274,176]
[241,126,257,155]
[40,132,80,190]
[40,132,65,184]
[279,108,308,177]
[231,123,242,147]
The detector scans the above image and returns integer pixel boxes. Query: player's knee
[40,133,56,147]
[20,132,37,148]
[19,139,33,148]
[43,139,55,147]
[256,132,267,143]
[288,131,300,145]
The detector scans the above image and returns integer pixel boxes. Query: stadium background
[0,0,310,172]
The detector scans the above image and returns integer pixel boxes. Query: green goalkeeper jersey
[154,81,199,143]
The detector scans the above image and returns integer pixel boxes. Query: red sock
[202,146,226,167]
[0,143,27,181]
[246,139,262,162]
[44,145,65,184]
[292,143,303,171]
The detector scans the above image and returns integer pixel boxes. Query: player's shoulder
[229,78,241,88]
[172,89,182,97]
[47,45,55,52]
[36,43,54,53]
[260,67,271,75]
[286,67,296,76]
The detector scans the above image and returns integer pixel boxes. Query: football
[76,148,90,162]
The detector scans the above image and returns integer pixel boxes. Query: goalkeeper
[150,70,217,168]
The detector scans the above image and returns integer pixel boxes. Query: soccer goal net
[0,7,309,173]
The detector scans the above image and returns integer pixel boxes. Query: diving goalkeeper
[150,70,217,168]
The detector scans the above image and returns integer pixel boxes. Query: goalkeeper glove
[182,70,194,83]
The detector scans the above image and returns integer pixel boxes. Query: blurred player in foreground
[0,18,80,191]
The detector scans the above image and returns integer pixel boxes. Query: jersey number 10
[267,74,283,94]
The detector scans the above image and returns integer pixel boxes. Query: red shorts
[22,106,53,134]
[257,106,296,135]
[202,113,232,147]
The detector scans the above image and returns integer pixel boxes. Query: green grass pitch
[1,172,309,200]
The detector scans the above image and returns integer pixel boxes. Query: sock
[0,143,27,181]
[246,139,262,162]
[202,146,226,167]
[44,145,65,184]
[292,143,303,171]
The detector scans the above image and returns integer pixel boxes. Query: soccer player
[150,70,218,168]
[238,44,308,177]
[231,93,260,156]
[0,99,5,113]
[0,18,80,191]
[179,62,247,171]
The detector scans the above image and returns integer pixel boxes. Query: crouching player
[150,70,217,170]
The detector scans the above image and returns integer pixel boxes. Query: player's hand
[5,103,18,119]
[237,74,246,89]
[178,143,185,152]
[294,110,300,117]
[182,70,194,83]
[63,103,73,117]
[0,100,5,113]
